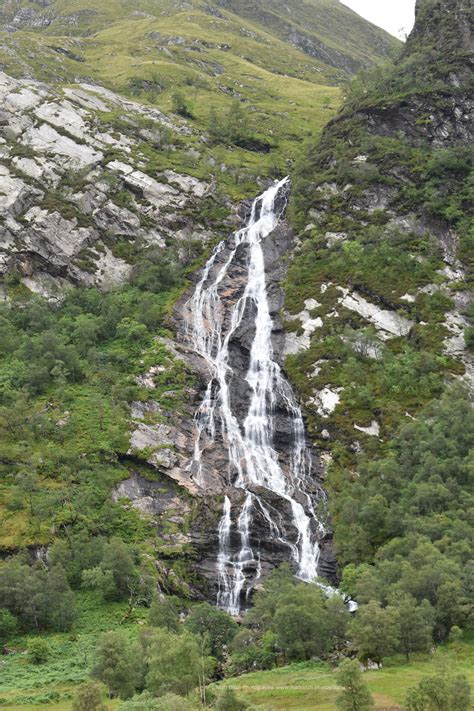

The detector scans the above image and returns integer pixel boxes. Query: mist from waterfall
[186,178,325,615]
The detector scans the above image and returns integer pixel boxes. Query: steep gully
[182,178,330,615]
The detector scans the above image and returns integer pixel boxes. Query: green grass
[0,0,397,203]
[0,8,341,196]
[3,606,472,711]
[0,591,141,709]
[217,642,474,710]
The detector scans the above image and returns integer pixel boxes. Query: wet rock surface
[168,215,336,601]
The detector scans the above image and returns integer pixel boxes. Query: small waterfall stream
[186,178,326,615]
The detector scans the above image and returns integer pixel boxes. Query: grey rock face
[0,70,213,297]
[113,472,191,520]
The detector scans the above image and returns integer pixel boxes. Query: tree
[391,594,434,660]
[28,638,50,664]
[336,659,374,711]
[15,470,39,517]
[185,602,238,660]
[83,539,137,602]
[149,594,181,633]
[245,564,296,630]
[46,565,78,631]
[93,631,142,699]
[447,625,464,658]
[72,682,108,711]
[325,594,350,650]
[350,601,399,666]
[228,627,276,675]
[208,100,251,147]
[145,629,214,698]
[274,585,332,661]
[0,608,17,643]
[49,534,105,588]
[406,671,471,711]
[0,558,76,632]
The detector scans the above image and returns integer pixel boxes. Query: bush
[214,687,249,711]
[336,659,374,711]
[72,682,108,711]
[185,603,238,660]
[149,594,181,632]
[172,92,194,119]
[28,638,50,664]
[406,669,471,711]
[145,629,214,697]
[0,559,77,633]
[93,631,143,699]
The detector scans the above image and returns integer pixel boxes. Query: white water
[186,178,325,615]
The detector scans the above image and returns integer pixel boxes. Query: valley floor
[217,644,474,710]
[1,592,472,710]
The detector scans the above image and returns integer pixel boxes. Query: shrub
[28,638,50,664]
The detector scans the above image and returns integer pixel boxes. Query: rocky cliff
[0,70,225,299]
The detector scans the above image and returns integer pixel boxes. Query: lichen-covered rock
[0,70,213,297]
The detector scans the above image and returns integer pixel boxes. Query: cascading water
[186,178,326,615]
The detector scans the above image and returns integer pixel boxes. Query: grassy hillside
[217,0,398,72]
[0,0,399,189]
[1,601,472,711]
[0,0,398,75]
[218,641,474,710]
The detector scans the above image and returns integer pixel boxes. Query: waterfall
[186,178,326,615]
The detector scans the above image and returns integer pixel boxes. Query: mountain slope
[0,0,472,708]
[0,0,399,194]
[286,0,472,593]
[0,0,398,79]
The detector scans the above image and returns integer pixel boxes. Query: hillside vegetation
[0,0,472,709]
[0,0,398,183]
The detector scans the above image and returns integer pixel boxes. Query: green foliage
[349,601,400,666]
[0,278,194,552]
[214,686,249,710]
[27,637,50,665]
[185,602,238,660]
[149,594,181,633]
[336,659,374,711]
[145,628,214,697]
[92,630,143,699]
[82,538,137,602]
[50,534,106,588]
[172,92,194,119]
[393,595,435,661]
[406,669,471,711]
[72,681,108,711]
[228,566,350,672]
[0,608,17,643]
[128,74,165,99]
[335,386,473,641]
[131,246,184,293]
[208,100,270,152]
[0,558,77,632]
